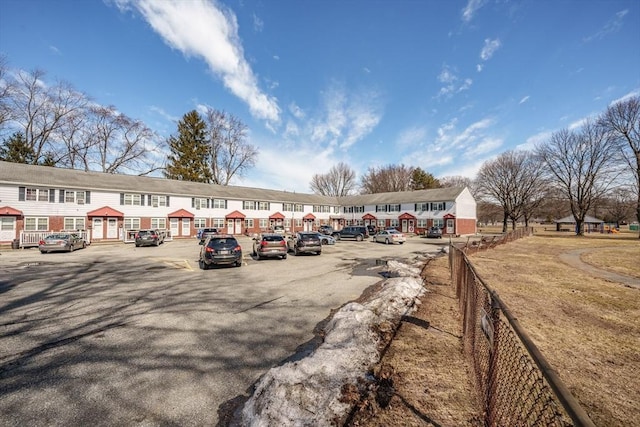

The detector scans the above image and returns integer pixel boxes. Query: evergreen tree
[164,110,212,182]
[410,167,440,190]
[0,132,36,164]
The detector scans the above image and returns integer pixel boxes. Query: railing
[20,230,92,248]
[449,231,595,427]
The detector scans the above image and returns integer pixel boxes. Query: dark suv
[318,225,334,235]
[426,226,443,238]
[333,226,369,241]
[135,229,164,247]
[199,235,243,269]
[287,232,322,255]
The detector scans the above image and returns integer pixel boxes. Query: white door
[226,219,234,234]
[0,217,16,242]
[446,218,455,234]
[170,218,179,237]
[181,218,191,237]
[401,220,408,233]
[107,218,118,238]
[234,219,242,234]
[92,218,103,239]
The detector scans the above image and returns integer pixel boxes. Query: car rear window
[263,235,284,242]
[209,237,237,246]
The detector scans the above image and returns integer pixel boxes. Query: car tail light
[261,240,269,247]
[135,233,140,239]
[205,246,216,253]
[38,240,45,245]
[234,245,242,252]
[279,240,286,247]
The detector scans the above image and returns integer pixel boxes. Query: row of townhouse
[0,160,477,247]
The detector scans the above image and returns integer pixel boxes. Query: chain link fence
[449,229,595,427]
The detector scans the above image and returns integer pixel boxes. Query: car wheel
[235,259,242,267]
[294,247,299,256]
[199,259,209,270]
[82,241,86,249]
[356,235,363,242]
[256,252,261,260]
[69,244,75,252]
[316,251,321,255]
[40,250,46,254]
[282,254,287,259]
[135,244,140,247]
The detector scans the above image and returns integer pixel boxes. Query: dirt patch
[346,256,483,426]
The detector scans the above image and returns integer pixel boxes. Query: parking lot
[0,235,447,426]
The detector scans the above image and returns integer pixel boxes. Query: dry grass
[348,228,639,427]
[468,230,639,427]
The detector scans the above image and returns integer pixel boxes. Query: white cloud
[252,13,264,32]
[396,126,427,149]
[480,38,501,61]
[462,0,486,23]
[583,9,628,42]
[436,65,472,99]
[114,0,280,123]
[519,96,530,104]
[289,102,305,119]
[516,130,552,151]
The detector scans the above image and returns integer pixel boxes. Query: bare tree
[599,95,640,237]
[204,108,257,185]
[8,69,89,164]
[536,120,620,235]
[0,55,15,135]
[475,150,546,232]
[310,162,357,196]
[360,164,414,194]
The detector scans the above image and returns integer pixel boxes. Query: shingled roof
[0,161,466,205]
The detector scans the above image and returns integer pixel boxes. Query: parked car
[252,233,288,259]
[366,225,378,235]
[373,229,406,245]
[39,232,86,253]
[316,232,336,245]
[271,224,285,235]
[135,229,164,247]
[198,227,219,244]
[426,226,443,239]
[333,225,370,241]
[318,225,334,235]
[199,234,242,269]
[287,232,322,255]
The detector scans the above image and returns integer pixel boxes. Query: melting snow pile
[239,259,427,426]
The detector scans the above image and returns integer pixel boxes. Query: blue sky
[1,0,639,193]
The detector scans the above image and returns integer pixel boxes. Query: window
[151,218,167,229]
[212,199,226,209]
[151,195,167,207]
[376,205,387,212]
[26,188,49,202]
[431,202,445,211]
[313,205,330,213]
[64,217,86,230]
[194,218,207,228]
[390,219,399,227]
[387,204,401,212]
[259,201,270,210]
[212,218,225,228]
[283,203,293,212]
[124,218,141,230]
[245,218,254,228]
[417,219,427,228]
[25,217,48,231]
[193,198,207,209]
[259,219,268,228]
[123,194,142,206]
[377,219,386,229]
[415,202,429,211]
[295,219,302,227]
[243,201,256,210]
[333,206,340,214]
[433,218,444,228]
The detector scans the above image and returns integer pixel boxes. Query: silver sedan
[372,229,406,245]
[39,232,87,253]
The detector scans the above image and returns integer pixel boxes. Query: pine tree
[164,110,213,182]
[410,167,440,190]
[0,132,36,164]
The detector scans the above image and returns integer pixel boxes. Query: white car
[373,229,406,245]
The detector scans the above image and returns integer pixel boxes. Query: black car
[426,226,443,238]
[333,226,370,241]
[287,232,322,255]
[199,234,243,269]
[318,225,334,235]
[135,229,164,247]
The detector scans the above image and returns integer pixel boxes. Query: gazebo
[554,215,604,233]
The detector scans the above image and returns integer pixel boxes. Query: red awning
[168,209,194,218]
[303,213,316,220]
[225,210,246,219]
[362,213,376,220]
[86,206,124,217]
[269,212,285,220]
[443,213,456,219]
[0,206,23,216]
[398,212,416,220]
